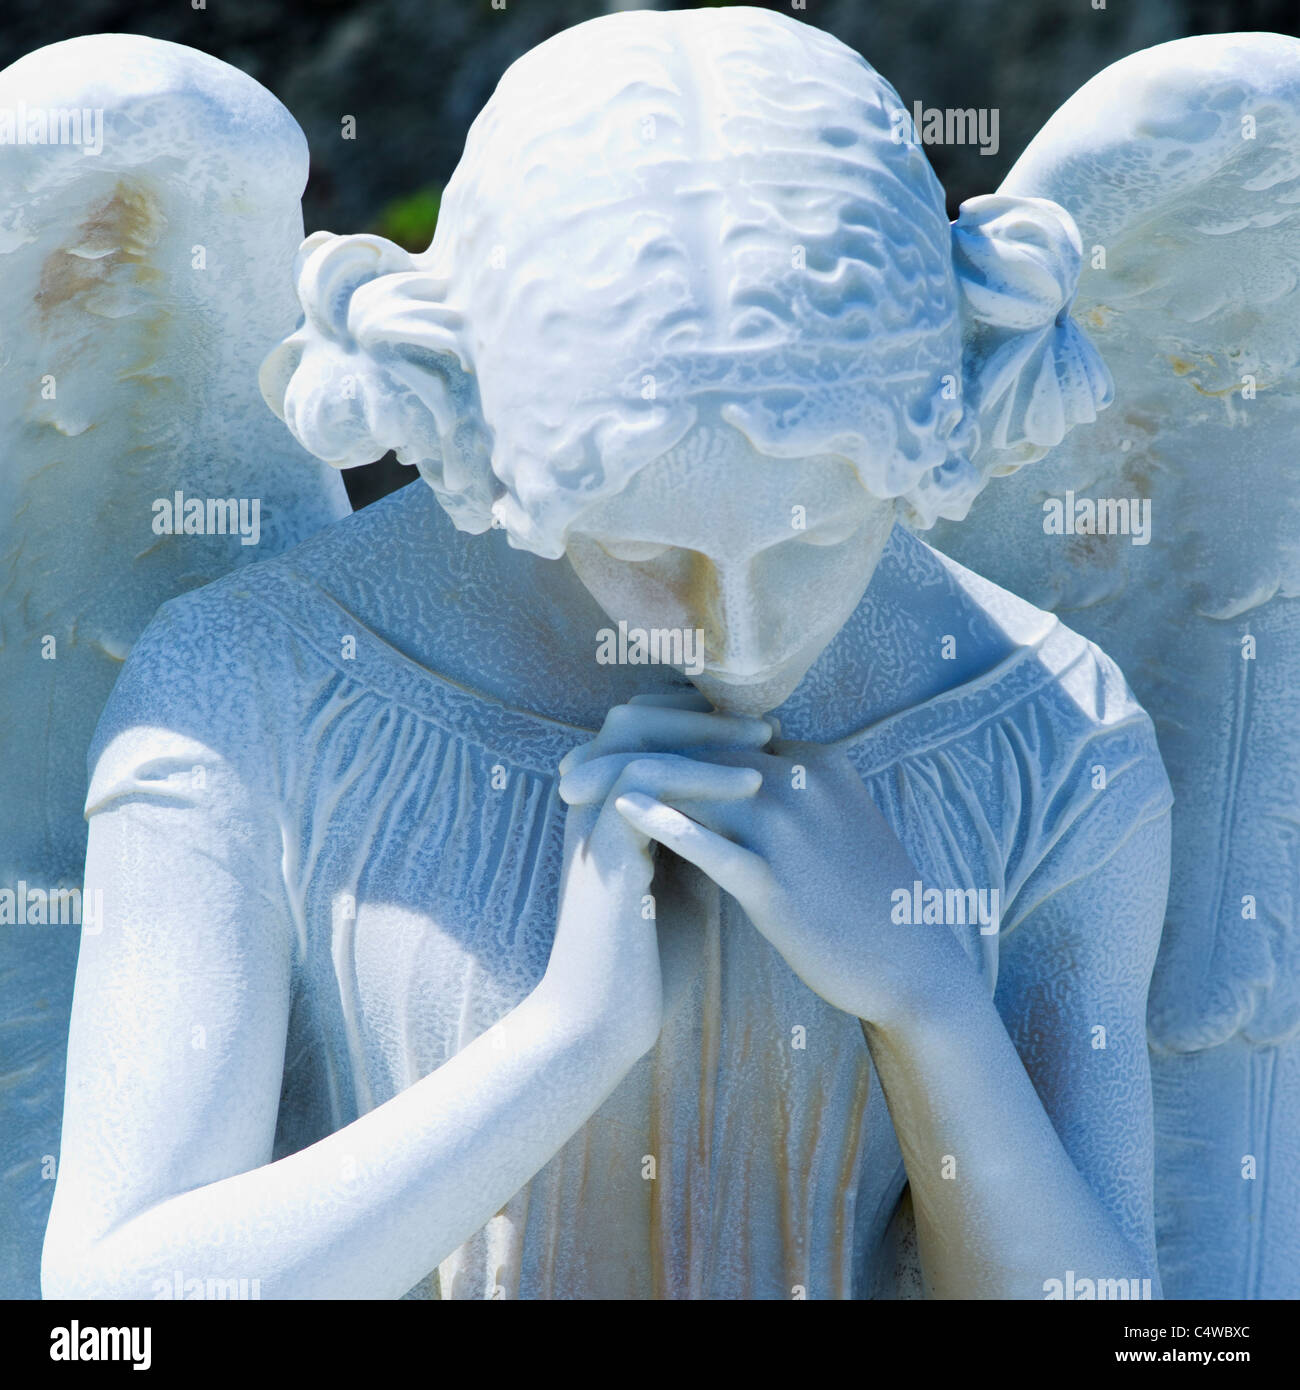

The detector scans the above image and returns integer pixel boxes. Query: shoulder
[93,484,430,724]
[847,533,1172,921]
[848,530,1169,793]
[944,562,1173,942]
[926,537,1170,814]
[922,560,1172,1008]
[247,472,438,593]
[83,512,368,813]
[93,562,294,743]
[964,573,1172,927]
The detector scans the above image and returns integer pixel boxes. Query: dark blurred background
[6,0,1297,505]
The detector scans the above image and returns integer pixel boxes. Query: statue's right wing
[0,35,350,1299]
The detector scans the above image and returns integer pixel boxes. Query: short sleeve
[999,637,1174,940]
[62,582,298,1226]
[85,583,290,924]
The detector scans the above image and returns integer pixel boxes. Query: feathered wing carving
[0,35,349,1297]
[930,33,1300,1297]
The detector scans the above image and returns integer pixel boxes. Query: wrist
[858,938,989,1039]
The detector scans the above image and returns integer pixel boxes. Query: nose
[690,553,782,673]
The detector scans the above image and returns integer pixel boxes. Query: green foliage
[374,185,442,252]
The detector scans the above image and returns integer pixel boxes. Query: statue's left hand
[561,737,977,1025]
[562,719,1160,1295]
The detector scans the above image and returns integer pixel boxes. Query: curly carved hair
[262,7,1109,558]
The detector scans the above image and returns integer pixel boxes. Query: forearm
[862,959,1156,1300]
[45,991,633,1300]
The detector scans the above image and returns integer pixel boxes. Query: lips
[699,662,786,684]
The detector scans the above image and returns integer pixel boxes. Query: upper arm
[995,796,1170,1264]
[44,602,294,1279]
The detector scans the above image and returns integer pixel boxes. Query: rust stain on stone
[35,178,165,324]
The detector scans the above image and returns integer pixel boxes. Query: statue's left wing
[929,32,1300,1297]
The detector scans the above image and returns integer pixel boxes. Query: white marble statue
[0,36,350,1298]
[21,9,1286,1299]
[928,32,1300,1299]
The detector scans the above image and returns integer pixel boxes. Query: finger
[627,691,713,712]
[561,752,762,807]
[581,785,659,866]
[560,707,773,775]
[558,742,587,778]
[613,793,768,902]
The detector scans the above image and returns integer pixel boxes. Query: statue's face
[564,419,896,715]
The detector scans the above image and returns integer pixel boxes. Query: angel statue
[0,36,349,1298]
[24,7,1285,1301]
[929,34,1300,1299]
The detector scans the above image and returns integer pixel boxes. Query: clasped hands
[550,690,970,1040]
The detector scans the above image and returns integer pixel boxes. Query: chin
[687,661,810,718]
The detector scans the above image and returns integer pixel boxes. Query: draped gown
[79,482,1172,1298]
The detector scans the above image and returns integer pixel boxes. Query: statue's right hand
[534,693,771,1064]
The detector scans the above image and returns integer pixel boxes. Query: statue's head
[263,6,1110,713]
